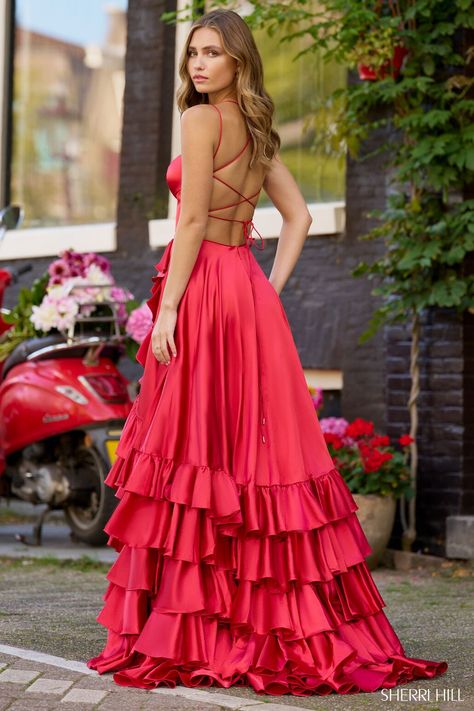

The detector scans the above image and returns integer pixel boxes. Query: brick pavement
[0,648,306,711]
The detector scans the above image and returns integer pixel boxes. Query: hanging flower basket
[358,43,409,81]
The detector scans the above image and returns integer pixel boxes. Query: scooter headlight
[55,385,89,405]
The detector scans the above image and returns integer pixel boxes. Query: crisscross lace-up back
[166,99,264,250]
[206,100,264,250]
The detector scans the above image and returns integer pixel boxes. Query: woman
[87,8,448,696]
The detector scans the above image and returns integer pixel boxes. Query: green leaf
[466,148,474,172]
[423,56,435,75]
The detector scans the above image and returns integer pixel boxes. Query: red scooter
[0,205,133,546]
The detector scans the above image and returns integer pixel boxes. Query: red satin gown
[87,100,448,695]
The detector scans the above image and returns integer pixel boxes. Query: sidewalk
[0,645,302,711]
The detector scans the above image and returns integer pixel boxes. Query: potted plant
[320,416,414,568]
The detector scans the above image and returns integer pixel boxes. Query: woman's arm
[152,104,218,364]
[263,154,313,295]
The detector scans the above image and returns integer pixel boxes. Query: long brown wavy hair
[176,8,280,169]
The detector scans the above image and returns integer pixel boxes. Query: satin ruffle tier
[87,239,448,695]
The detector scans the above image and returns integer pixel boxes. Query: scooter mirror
[0,205,23,232]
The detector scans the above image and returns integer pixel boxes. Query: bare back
[204,100,267,246]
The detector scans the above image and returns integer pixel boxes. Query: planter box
[353,493,397,569]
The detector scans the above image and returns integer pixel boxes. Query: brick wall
[386,311,460,554]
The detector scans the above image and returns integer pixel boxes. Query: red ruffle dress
[87,100,448,696]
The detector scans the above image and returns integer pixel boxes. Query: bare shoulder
[180,104,220,137]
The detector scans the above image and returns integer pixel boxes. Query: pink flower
[110,286,134,322]
[320,417,349,438]
[309,386,324,410]
[126,303,153,344]
[83,252,111,274]
[48,259,69,280]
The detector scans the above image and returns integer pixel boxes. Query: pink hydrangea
[126,303,153,344]
[319,417,360,447]
[320,417,349,436]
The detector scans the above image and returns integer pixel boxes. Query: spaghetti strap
[208,103,223,160]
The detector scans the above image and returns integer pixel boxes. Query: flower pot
[358,44,408,81]
[352,493,397,569]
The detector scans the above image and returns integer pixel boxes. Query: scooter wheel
[64,445,116,546]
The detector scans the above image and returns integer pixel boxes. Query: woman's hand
[151,305,178,365]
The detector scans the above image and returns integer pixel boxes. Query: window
[10,0,128,228]
[253,22,346,205]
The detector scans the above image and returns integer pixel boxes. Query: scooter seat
[1,334,122,380]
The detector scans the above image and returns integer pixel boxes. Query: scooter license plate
[105,440,119,464]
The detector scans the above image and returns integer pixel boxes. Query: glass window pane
[253,22,346,206]
[11,0,128,228]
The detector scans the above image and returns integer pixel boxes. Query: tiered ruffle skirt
[87,238,448,695]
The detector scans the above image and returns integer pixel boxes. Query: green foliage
[163,0,474,340]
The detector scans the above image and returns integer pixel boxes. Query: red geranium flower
[346,418,374,438]
[324,432,344,450]
[369,435,390,447]
[399,434,414,446]
[362,448,393,473]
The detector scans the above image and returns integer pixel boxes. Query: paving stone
[41,670,84,681]
[98,691,152,710]
[61,687,109,704]
[153,687,263,708]
[70,673,116,689]
[0,653,17,663]
[0,667,41,683]
[141,697,232,710]
[10,659,83,678]
[0,687,21,705]
[26,677,74,694]
[242,705,305,711]
[7,701,56,710]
